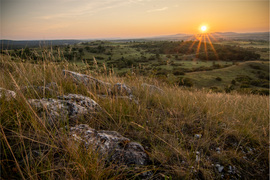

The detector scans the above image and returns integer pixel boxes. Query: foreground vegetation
[0,52,269,179]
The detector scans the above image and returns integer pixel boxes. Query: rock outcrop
[0,87,16,100]
[113,83,132,96]
[28,94,101,126]
[63,70,133,97]
[63,70,111,88]
[141,83,164,94]
[68,124,150,166]
[23,71,152,177]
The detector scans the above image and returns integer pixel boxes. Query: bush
[231,79,236,85]
[250,79,269,88]
[224,85,235,93]
[235,75,252,83]
[216,77,222,81]
[178,78,193,87]
[249,64,261,70]
[251,89,269,96]
[240,84,250,88]
[173,70,185,76]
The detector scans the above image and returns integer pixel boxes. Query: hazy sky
[1,0,269,40]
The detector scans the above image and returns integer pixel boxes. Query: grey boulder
[0,87,16,100]
[69,124,150,166]
[28,94,101,126]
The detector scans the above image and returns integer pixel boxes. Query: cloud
[147,7,168,13]
[36,0,144,20]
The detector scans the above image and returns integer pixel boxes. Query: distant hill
[145,32,269,41]
[0,40,85,50]
[1,32,268,50]
[211,32,269,41]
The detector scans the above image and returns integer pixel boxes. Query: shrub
[173,70,185,76]
[235,75,252,83]
[231,79,236,85]
[178,78,193,87]
[240,84,250,88]
[216,77,222,81]
[251,89,269,96]
[250,79,269,88]
[225,85,235,93]
[249,64,261,70]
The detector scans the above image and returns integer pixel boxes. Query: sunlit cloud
[147,7,168,13]
[36,0,140,20]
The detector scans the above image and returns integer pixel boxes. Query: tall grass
[0,51,269,179]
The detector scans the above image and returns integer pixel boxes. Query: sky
[0,0,269,40]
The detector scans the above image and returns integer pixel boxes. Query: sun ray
[206,34,219,60]
[183,34,199,60]
[211,32,229,41]
[177,34,199,50]
[203,34,209,60]
[188,34,201,52]
[196,34,203,58]
[208,33,218,42]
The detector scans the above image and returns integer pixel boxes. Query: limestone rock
[46,82,58,89]
[0,87,16,100]
[63,70,134,97]
[141,83,164,94]
[69,124,150,166]
[113,83,132,96]
[63,70,111,87]
[28,94,101,126]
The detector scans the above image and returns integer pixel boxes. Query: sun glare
[201,25,207,32]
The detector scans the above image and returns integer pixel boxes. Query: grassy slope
[184,61,269,88]
[0,54,269,179]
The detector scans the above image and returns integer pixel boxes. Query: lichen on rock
[113,83,132,96]
[28,94,101,126]
[63,70,111,87]
[0,87,16,100]
[68,124,150,166]
[141,83,164,94]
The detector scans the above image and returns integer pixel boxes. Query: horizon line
[1,31,269,41]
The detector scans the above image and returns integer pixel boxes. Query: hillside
[0,53,269,179]
[183,61,269,92]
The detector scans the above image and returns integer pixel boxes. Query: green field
[3,39,269,95]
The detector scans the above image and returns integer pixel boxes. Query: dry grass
[0,52,269,179]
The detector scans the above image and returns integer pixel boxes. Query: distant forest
[132,41,260,61]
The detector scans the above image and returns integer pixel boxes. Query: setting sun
[201,26,207,32]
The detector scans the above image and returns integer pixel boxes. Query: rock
[46,82,58,89]
[68,124,150,166]
[57,94,101,111]
[194,134,202,139]
[113,83,132,96]
[228,165,236,174]
[215,164,224,173]
[63,70,134,97]
[0,87,16,100]
[63,70,111,88]
[28,94,101,126]
[141,83,164,94]
[196,151,200,162]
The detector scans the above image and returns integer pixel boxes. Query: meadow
[0,41,269,179]
[4,39,269,95]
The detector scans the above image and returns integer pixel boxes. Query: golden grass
[0,52,269,179]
